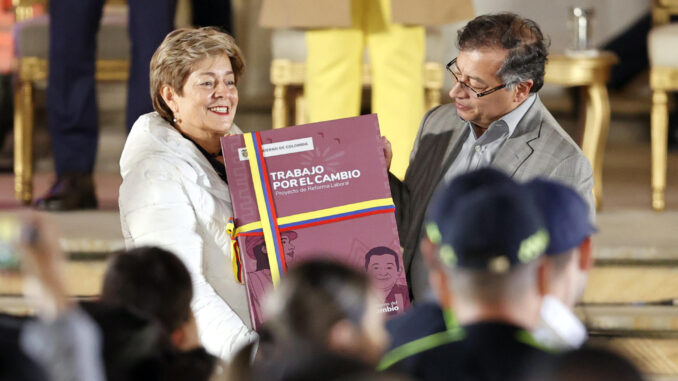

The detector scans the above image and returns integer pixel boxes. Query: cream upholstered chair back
[649,0,678,67]
[648,0,678,211]
[268,26,451,129]
[270,25,453,63]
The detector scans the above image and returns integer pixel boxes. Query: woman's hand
[381,136,393,170]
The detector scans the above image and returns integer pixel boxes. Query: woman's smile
[208,105,230,115]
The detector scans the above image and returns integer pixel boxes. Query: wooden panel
[591,337,678,376]
[584,267,678,304]
[0,261,106,296]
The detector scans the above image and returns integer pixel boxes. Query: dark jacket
[383,321,553,381]
[0,313,47,381]
[385,301,449,352]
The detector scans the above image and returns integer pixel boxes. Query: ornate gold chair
[12,1,129,204]
[649,0,678,211]
[269,27,447,129]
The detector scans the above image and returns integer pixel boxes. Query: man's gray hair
[447,260,540,305]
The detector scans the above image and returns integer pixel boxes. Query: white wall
[473,0,649,52]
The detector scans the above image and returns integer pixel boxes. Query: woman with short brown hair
[119,27,254,361]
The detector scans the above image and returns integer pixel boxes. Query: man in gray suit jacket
[388,13,594,301]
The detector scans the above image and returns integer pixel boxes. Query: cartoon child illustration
[245,231,298,323]
[364,246,410,315]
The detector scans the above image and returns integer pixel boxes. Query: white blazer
[119,112,255,360]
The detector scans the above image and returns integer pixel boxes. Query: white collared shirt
[443,94,537,183]
[532,295,588,351]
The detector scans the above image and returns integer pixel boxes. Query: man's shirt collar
[467,93,537,142]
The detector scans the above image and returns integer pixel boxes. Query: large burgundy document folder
[222,114,409,329]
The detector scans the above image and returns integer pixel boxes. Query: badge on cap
[518,229,549,263]
[439,244,457,267]
[488,256,510,273]
[426,222,442,245]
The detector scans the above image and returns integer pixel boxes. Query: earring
[173,117,177,123]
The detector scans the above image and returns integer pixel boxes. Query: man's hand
[381,136,393,170]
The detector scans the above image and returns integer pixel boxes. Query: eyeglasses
[446,58,507,98]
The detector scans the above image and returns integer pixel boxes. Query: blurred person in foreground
[101,246,225,380]
[118,27,255,360]
[5,215,104,381]
[12,216,233,381]
[383,168,513,360]
[383,172,596,376]
[525,178,596,350]
[12,215,175,381]
[386,12,594,301]
[380,180,554,380]
[242,260,391,381]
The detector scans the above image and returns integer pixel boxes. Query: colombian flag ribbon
[226,218,244,284]
[226,132,396,286]
[243,132,286,287]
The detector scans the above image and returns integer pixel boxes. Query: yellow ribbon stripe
[232,198,395,236]
[225,220,243,284]
[243,133,283,287]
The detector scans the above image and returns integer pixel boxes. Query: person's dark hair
[457,13,549,92]
[364,246,400,271]
[101,247,193,333]
[264,260,371,345]
[251,344,374,381]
